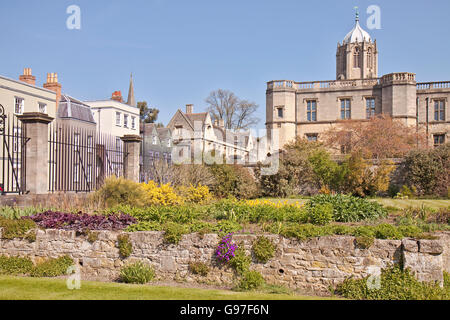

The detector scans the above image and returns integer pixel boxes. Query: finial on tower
[354,6,359,22]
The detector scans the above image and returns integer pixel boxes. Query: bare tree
[205,89,259,130]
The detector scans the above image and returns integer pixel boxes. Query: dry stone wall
[0,228,448,295]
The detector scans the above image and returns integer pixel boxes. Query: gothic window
[367,48,373,68]
[433,134,445,147]
[307,101,317,122]
[434,100,445,121]
[366,98,376,119]
[340,99,351,119]
[353,47,361,68]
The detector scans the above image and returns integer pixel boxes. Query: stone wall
[0,193,91,208]
[0,228,448,295]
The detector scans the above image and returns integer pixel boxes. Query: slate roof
[57,95,96,124]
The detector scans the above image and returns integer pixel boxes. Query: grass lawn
[0,276,338,300]
[260,198,450,210]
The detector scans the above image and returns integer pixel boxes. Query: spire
[354,6,359,23]
[127,73,136,107]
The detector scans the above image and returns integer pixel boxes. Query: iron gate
[0,104,28,194]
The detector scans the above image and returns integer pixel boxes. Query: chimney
[186,104,194,114]
[19,68,36,86]
[111,91,123,102]
[43,73,62,110]
[219,119,225,128]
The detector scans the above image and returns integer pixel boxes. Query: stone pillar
[121,135,142,182]
[17,112,54,194]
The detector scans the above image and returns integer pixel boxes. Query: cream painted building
[85,75,140,138]
[167,104,255,164]
[266,13,450,151]
[0,69,57,118]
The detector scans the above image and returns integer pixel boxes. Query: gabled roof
[57,95,96,124]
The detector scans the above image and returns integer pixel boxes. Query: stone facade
[267,16,450,150]
[1,228,448,295]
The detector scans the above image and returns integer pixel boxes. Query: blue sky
[1,0,449,126]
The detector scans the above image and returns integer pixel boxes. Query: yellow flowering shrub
[177,184,213,204]
[141,181,184,206]
[245,199,304,209]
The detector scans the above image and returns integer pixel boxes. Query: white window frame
[124,114,129,128]
[116,112,121,126]
[131,116,136,129]
[38,102,47,113]
[14,97,24,115]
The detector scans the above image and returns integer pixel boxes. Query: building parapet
[268,73,418,92]
[417,81,450,91]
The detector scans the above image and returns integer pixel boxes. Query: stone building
[140,123,173,183]
[167,104,254,164]
[266,13,450,150]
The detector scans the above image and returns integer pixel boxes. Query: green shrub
[189,261,209,276]
[84,230,99,243]
[0,207,40,220]
[92,176,147,207]
[236,270,265,291]
[126,221,161,232]
[209,165,260,200]
[336,265,449,300]
[252,236,276,263]
[163,222,189,244]
[0,255,34,275]
[307,194,387,222]
[0,218,37,240]
[355,236,374,249]
[30,256,73,278]
[119,261,155,284]
[306,203,333,225]
[117,234,133,258]
[374,224,404,240]
[230,247,251,275]
[213,220,242,237]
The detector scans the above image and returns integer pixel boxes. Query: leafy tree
[138,101,159,123]
[205,89,259,130]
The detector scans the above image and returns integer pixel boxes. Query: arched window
[353,47,361,68]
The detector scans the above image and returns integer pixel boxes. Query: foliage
[229,247,252,275]
[163,222,189,244]
[138,101,159,124]
[141,181,184,206]
[27,211,136,232]
[402,143,450,197]
[92,176,147,207]
[216,233,238,263]
[210,165,260,199]
[188,262,209,276]
[306,194,388,222]
[117,234,133,258]
[0,256,34,275]
[252,236,276,263]
[354,236,374,249]
[336,265,449,300]
[257,138,320,197]
[170,164,216,189]
[30,256,74,278]
[308,148,345,192]
[339,153,394,197]
[85,230,99,243]
[0,207,41,220]
[305,203,334,225]
[176,184,213,204]
[236,271,265,291]
[323,115,426,159]
[0,217,37,240]
[119,261,155,284]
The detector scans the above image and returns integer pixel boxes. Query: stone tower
[336,11,378,80]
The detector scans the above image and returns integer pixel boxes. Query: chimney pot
[19,67,36,86]
[186,104,194,114]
